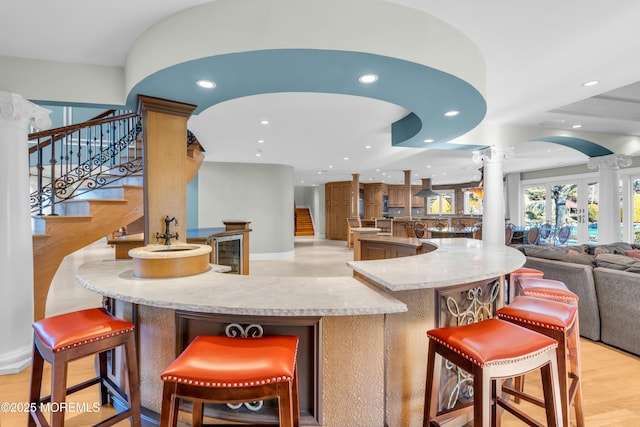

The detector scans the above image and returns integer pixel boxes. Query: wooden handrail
[28,111,138,153]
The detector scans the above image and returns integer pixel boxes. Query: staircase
[29,111,205,320]
[295,207,315,236]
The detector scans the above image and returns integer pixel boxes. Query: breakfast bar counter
[76,238,525,427]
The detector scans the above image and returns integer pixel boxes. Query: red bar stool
[507,267,544,303]
[498,296,584,427]
[518,277,579,306]
[160,335,300,427]
[423,318,563,427]
[28,307,141,427]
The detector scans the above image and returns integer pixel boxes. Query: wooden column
[403,170,411,217]
[137,95,196,245]
[352,173,360,218]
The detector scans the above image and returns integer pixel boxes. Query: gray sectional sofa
[516,242,640,357]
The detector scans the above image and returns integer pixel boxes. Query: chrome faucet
[156,216,179,245]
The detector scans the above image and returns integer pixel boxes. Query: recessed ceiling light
[343,157,349,160]
[196,79,216,89]
[358,73,378,84]
[258,139,264,143]
[365,145,372,149]
[260,120,269,125]
[328,165,333,168]
[423,139,434,143]
[572,124,582,129]
[583,80,599,87]
[444,110,460,117]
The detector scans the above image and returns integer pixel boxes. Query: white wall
[197,162,294,258]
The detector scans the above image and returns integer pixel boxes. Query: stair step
[59,199,127,216]
[32,215,93,234]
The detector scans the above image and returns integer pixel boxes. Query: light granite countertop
[348,238,525,291]
[76,238,524,316]
[76,260,407,316]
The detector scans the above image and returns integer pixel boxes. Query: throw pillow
[625,249,640,259]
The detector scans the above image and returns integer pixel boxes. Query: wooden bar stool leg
[50,357,68,427]
[28,345,45,427]
[277,381,294,427]
[123,333,142,426]
[192,399,204,427]
[160,381,178,427]
[540,361,560,427]
[292,368,301,427]
[422,346,440,426]
[570,318,585,427]
[98,351,110,405]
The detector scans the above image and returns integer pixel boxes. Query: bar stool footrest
[497,397,546,427]
[502,384,545,407]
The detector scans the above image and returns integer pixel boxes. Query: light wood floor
[2,238,640,426]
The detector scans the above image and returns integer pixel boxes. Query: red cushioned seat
[497,295,577,332]
[32,307,135,352]
[427,318,558,367]
[519,277,579,304]
[28,308,140,427]
[160,335,300,427]
[497,296,584,427]
[424,318,563,427]
[507,267,544,303]
[161,335,298,388]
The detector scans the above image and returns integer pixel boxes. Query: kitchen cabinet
[363,183,387,219]
[325,181,352,240]
[388,185,404,207]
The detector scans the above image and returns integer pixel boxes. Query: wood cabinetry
[357,236,435,261]
[325,181,352,240]
[388,185,404,207]
[363,183,387,219]
[412,185,425,209]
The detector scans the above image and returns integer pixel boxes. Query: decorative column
[137,95,196,245]
[473,146,511,246]
[351,173,359,218]
[403,170,411,218]
[0,92,51,374]
[587,154,632,244]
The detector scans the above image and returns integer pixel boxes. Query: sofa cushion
[521,245,595,266]
[595,253,640,272]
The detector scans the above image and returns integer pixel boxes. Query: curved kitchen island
[76,238,524,427]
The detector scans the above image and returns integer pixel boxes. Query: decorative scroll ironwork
[440,280,500,410]
[28,111,142,214]
[224,323,265,412]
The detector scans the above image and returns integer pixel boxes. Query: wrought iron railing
[28,110,143,215]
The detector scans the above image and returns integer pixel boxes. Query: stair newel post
[48,135,58,216]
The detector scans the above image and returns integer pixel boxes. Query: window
[427,190,454,215]
[464,191,482,215]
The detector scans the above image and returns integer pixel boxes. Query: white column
[474,146,511,246]
[0,92,51,374]
[587,154,632,244]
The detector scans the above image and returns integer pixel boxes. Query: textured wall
[322,315,386,427]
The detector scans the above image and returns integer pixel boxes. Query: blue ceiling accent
[127,49,487,149]
[531,136,614,157]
